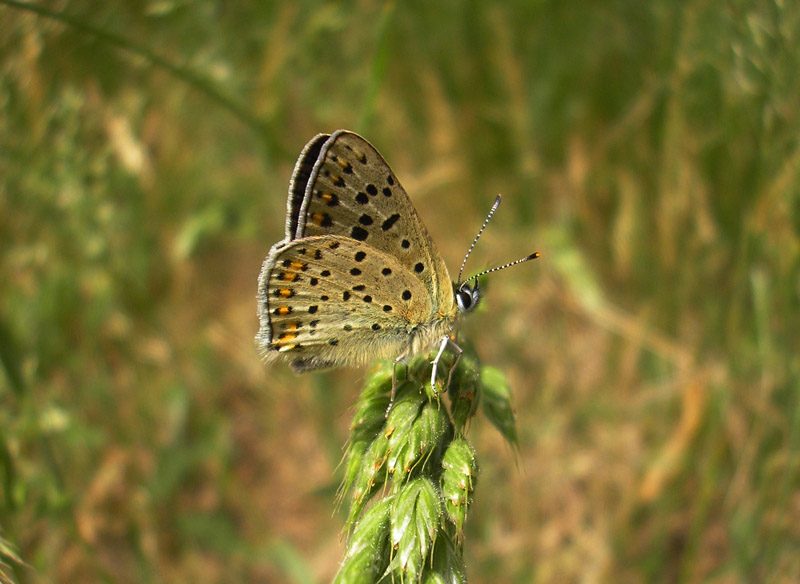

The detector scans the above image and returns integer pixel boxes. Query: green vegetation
[335,352,502,582]
[1,1,799,582]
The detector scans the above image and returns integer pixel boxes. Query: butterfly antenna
[465,251,541,283]
[457,195,503,284]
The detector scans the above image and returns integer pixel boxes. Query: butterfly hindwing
[257,235,435,371]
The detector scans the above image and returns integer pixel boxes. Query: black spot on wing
[381,214,400,231]
[351,226,369,241]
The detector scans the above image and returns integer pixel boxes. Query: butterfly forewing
[258,235,434,371]
[288,131,455,314]
[285,133,328,240]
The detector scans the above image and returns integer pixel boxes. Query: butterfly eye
[455,283,480,314]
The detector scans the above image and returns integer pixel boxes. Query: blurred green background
[1,1,799,582]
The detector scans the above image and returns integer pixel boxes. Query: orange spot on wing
[310,212,332,227]
[290,261,307,271]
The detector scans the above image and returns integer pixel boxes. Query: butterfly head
[455,279,481,314]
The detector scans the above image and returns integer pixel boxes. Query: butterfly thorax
[402,277,484,357]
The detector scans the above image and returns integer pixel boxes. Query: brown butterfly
[257,130,538,387]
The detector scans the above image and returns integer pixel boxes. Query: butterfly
[256,130,538,387]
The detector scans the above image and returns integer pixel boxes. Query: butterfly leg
[430,336,449,392]
[430,335,463,392]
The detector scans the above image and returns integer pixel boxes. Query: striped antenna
[464,251,541,284]
[457,195,503,284]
